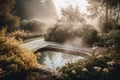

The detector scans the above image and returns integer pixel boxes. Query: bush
[107,30,120,45]
[81,25,99,46]
[8,30,26,39]
[112,24,120,30]
[59,52,120,80]
[0,29,37,77]
[20,19,46,32]
[45,23,82,43]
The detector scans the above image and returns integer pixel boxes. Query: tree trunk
[105,2,109,23]
[117,6,120,24]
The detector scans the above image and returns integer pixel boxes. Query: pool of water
[37,51,83,70]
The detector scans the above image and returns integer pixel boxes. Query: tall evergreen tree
[61,5,85,28]
[88,0,120,32]
[88,0,120,24]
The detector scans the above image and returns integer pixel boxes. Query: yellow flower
[82,68,88,72]
[93,66,102,72]
[103,68,109,73]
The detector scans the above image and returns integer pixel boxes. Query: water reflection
[37,51,83,70]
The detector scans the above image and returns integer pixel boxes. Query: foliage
[99,18,117,33]
[88,0,120,33]
[0,29,37,77]
[88,0,120,23]
[45,5,100,45]
[46,24,98,46]
[8,30,26,40]
[60,51,120,80]
[112,24,120,30]
[107,30,120,46]
[45,23,82,43]
[20,19,46,32]
[0,0,20,32]
[61,5,85,27]
[81,25,99,46]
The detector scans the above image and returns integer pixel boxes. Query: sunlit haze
[53,0,89,16]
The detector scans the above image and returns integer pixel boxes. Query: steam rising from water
[20,0,99,47]
[64,38,89,48]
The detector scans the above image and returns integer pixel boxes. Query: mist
[15,0,99,47]
[64,37,89,48]
[15,0,58,25]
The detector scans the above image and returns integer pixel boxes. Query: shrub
[0,29,37,77]
[45,23,82,43]
[81,25,99,46]
[8,30,26,39]
[107,30,120,45]
[20,19,46,32]
[59,53,120,80]
[112,24,120,30]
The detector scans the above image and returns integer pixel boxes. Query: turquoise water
[37,51,83,70]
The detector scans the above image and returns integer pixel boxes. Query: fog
[15,0,58,25]
[17,0,99,47]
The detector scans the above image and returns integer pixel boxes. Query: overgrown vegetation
[20,19,47,33]
[0,0,20,32]
[45,23,81,43]
[59,49,120,80]
[46,5,99,46]
[57,0,120,79]
[8,30,26,40]
[0,29,37,78]
[0,0,38,78]
[0,0,120,80]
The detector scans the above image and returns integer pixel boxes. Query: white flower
[64,74,68,77]
[92,46,98,50]
[72,70,76,74]
[82,68,88,72]
[107,60,116,66]
[96,55,103,58]
[78,65,81,68]
[10,64,16,67]
[103,68,109,73]
[0,68,2,71]
[93,66,102,72]
[94,52,99,56]
[74,59,78,62]
[0,68,4,74]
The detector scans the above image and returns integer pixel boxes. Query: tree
[107,30,120,45]
[88,0,120,33]
[0,0,20,32]
[61,5,85,28]
[88,0,120,25]
[20,19,46,32]
[81,25,99,46]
